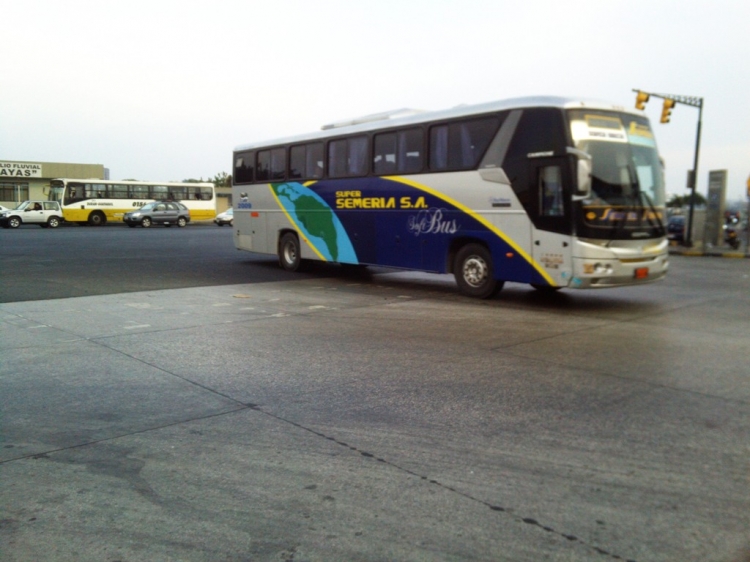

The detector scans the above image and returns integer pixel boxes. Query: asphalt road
[1,224,749,562]
[0,223,334,303]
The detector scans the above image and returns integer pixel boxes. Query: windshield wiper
[637,190,664,230]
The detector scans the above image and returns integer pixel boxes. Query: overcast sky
[3,0,748,200]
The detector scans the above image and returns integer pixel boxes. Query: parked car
[123,201,190,228]
[214,207,233,226]
[0,200,64,229]
[667,215,685,243]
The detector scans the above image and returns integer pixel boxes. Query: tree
[667,192,706,208]
[211,172,231,187]
[181,173,232,187]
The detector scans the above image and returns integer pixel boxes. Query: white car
[0,200,65,229]
[214,207,233,226]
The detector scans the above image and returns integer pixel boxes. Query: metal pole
[685,100,703,247]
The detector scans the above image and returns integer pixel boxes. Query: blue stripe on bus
[270,178,555,286]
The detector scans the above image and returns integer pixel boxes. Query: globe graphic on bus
[272,183,358,264]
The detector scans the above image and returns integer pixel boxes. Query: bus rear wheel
[454,243,503,299]
[278,232,301,272]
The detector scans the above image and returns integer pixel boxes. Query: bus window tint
[289,146,305,179]
[84,183,101,198]
[374,129,423,175]
[131,184,149,199]
[256,151,270,182]
[306,143,324,178]
[374,134,397,174]
[329,137,369,178]
[111,184,128,199]
[329,140,348,178]
[152,185,169,200]
[398,129,423,173]
[502,108,568,208]
[270,148,285,180]
[290,143,324,180]
[234,151,254,184]
[169,187,187,200]
[429,117,499,171]
[349,137,368,176]
[540,166,564,216]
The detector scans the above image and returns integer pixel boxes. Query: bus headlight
[583,262,613,275]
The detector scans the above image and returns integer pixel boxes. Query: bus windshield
[568,110,666,237]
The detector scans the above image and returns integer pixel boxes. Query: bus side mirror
[567,148,592,200]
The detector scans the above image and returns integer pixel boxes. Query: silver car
[214,207,233,226]
[123,201,191,228]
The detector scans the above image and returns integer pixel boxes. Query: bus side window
[85,183,99,199]
[328,140,348,178]
[256,151,271,182]
[234,151,254,184]
[270,148,285,180]
[429,118,498,172]
[111,184,128,199]
[374,133,397,175]
[289,146,305,179]
[540,166,564,216]
[329,136,368,178]
[306,143,324,178]
[398,128,423,173]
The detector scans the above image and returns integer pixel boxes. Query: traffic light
[660,98,675,123]
[635,91,650,110]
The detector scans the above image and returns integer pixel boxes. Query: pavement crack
[251,405,638,562]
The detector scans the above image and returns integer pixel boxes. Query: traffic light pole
[632,90,704,246]
[686,100,703,247]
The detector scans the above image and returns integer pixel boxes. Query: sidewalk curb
[668,247,749,258]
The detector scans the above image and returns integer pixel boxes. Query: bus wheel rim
[463,256,488,287]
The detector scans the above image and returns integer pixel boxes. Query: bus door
[528,157,573,287]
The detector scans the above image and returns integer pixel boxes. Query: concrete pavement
[2,262,749,562]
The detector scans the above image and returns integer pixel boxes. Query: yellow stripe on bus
[384,175,557,287]
[268,184,328,262]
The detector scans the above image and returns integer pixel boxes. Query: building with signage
[0,160,107,207]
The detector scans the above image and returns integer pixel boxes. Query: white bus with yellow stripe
[48,179,216,226]
[232,97,668,298]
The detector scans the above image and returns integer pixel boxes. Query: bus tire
[141,217,152,228]
[454,243,503,299]
[88,211,106,226]
[278,232,301,272]
[47,216,61,228]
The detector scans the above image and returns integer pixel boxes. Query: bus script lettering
[408,208,459,236]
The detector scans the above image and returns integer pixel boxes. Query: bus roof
[52,179,215,187]
[234,96,640,152]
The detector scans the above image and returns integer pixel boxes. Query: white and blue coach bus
[231,97,668,298]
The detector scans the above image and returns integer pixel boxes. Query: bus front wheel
[88,211,106,226]
[454,243,503,299]
[278,232,301,272]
